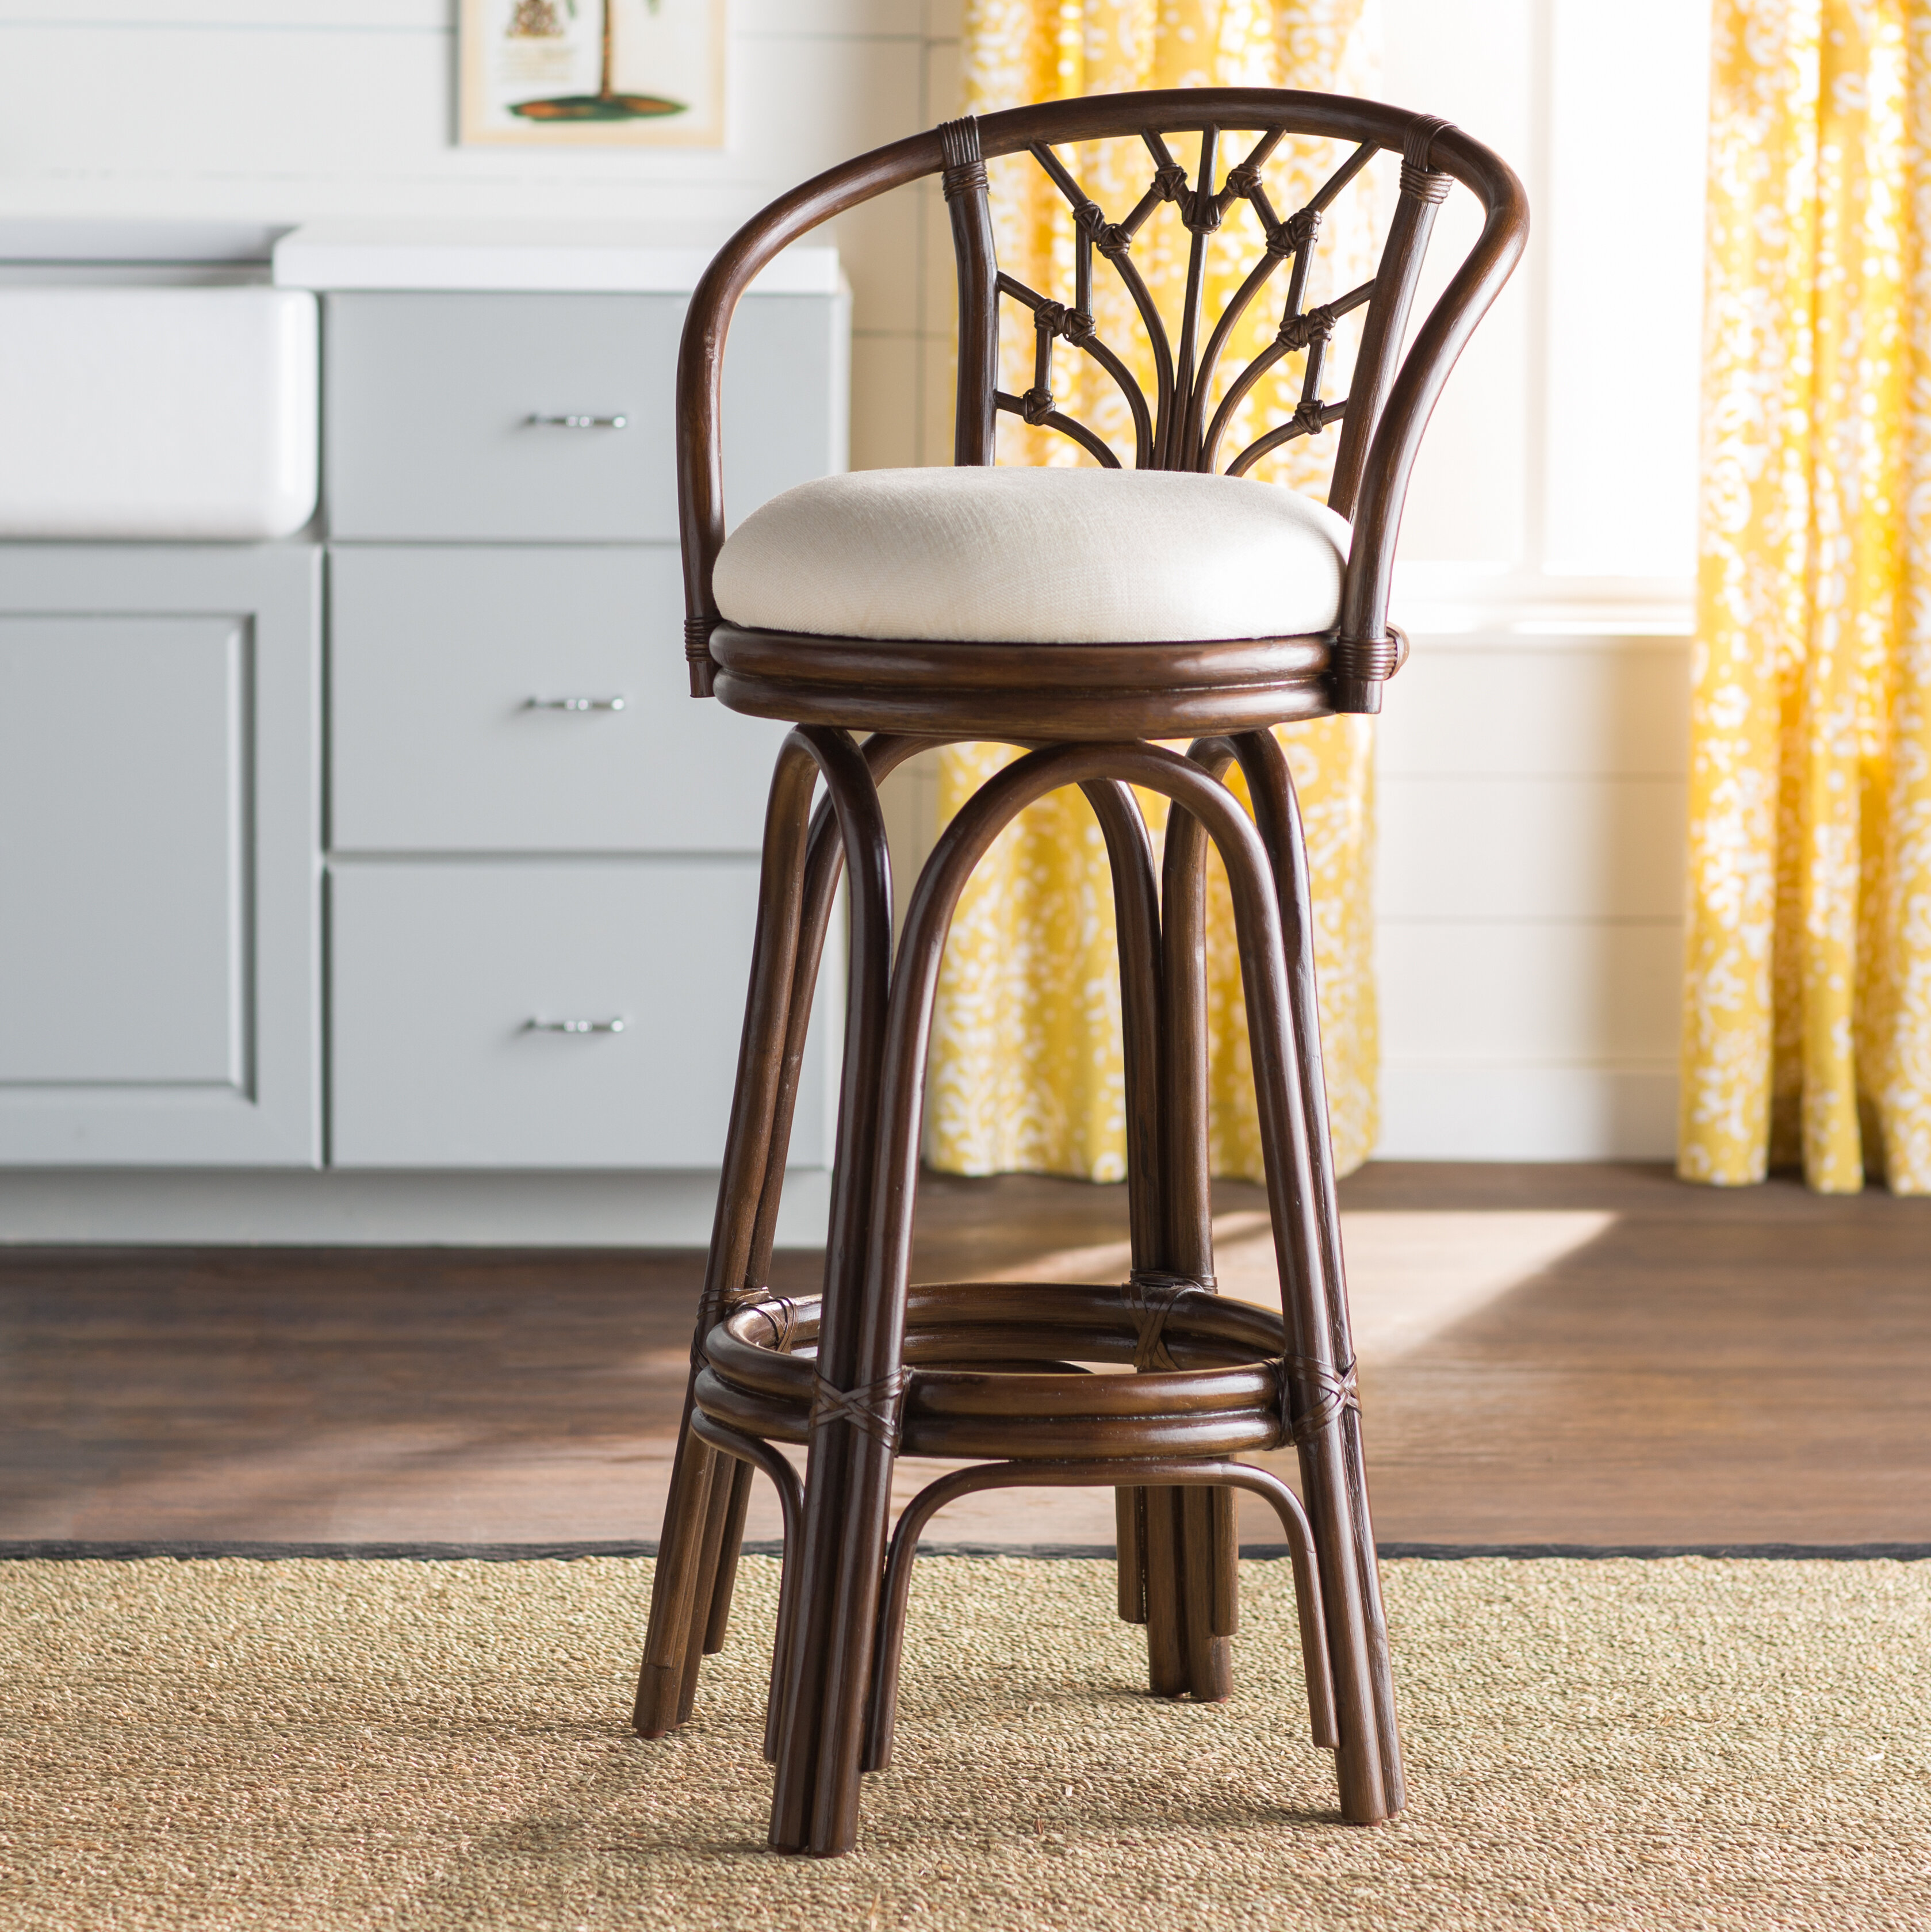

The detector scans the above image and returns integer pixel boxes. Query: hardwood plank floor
[3,1164,1928,1549]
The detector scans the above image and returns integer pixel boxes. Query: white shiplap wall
[0,0,1706,1162]
[1369,0,1706,1158]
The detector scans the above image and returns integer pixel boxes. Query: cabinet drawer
[324,292,846,542]
[329,545,788,853]
[328,860,827,1169]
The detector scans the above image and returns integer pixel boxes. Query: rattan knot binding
[694,1283,797,1363]
[938,115,988,201]
[684,614,717,664]
[1020,385,1055,426]
[1278,303,1336,353]
[1183,186,1225,234]
[1400,112,1454,203]
[1123,1269,1214,1372]
[1292,397,1334,439]
[1330,633,1403,686]
[1151,159,1190,204]
[1073,198,1132,260]
[810,1368,910,1451]
[1399,161,1451,204]
[741,1292,799,1353]
[1267,204,1321,258]
[1279,1352,1359,1444]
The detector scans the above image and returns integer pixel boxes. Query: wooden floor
[4,1163,1929,1550]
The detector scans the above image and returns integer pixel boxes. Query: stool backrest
[679,89,1528,713]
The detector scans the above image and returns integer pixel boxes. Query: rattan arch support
[639,726,1404,1853]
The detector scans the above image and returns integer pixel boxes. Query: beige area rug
[2,1556,1927,1932]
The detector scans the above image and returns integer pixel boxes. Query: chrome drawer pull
[525,695,626,712]
[526,1017,627,1035]
[528,412,628,430]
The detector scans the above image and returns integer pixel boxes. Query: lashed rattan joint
[810,1367,910,1451]
[694,1284,798,1364]
[1122,1269,1216,1373]
[938,114,988,202]
[1280,1352,1361,1445]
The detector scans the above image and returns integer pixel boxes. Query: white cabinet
[0,545,320,1164]
[321,285,846,1175]
[0,250,846,1224]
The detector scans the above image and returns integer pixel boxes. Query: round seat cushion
[712,465,1351,645]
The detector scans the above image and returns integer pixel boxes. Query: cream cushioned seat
[712,465,1351,645]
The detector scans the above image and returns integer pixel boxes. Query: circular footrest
[694,1279,1292,1461]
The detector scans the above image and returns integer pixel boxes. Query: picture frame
[458,0,726,148]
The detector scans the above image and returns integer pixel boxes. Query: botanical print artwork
[1681,0,1931,1193]
[926,0,1384,1185]
[459,0,724,147]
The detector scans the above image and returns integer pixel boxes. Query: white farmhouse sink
[0,286,317,540]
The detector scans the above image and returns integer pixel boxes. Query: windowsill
[1390,565,1695,642]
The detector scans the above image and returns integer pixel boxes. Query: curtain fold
[925,0,1383,1184]
[1681,0,1931,1192]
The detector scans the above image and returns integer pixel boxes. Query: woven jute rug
[2,1554,1926,1931]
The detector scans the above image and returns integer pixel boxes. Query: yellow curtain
[1681,0,1931,1193]
[925,0,1382,1185]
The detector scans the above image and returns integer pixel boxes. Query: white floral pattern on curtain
[1681,0,1931,1193]
[925,0,1383,1184]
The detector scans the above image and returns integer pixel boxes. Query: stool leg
[1181,1486,1235,1696]
[1148,742,1389,1814]
[1225,728,1399,1822]
[782,749,1146,1850]
[1233,728,1403,1811]
[765,731,897,1857]
[691,737,903,1663]
[1082,781,1166,1643]
[676,1455,741,1723]
[633,735,821,1738]
[1152,774,1239,1703]
[701,1459,756,1654]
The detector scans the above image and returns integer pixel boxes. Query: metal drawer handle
[526,695,627,712]
[528,412,628,430]
[526,1017,627,1035]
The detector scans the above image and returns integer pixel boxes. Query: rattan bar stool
[631,89,1527,1858]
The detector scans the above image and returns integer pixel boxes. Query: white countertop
[271,221,840,296]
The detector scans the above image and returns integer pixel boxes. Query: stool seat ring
[710,625,1339,740]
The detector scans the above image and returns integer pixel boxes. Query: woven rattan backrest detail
[952,117,1405,485]
[675,88,1528,711]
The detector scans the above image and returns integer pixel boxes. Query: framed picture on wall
[459,0,726,147]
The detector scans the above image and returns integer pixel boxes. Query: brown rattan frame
[635,90,1528,1860]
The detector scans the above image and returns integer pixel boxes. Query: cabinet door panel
[329,545,789,853]
[0,545,320,1165]
[324,292,845,542]
[1,618,245,1083]
[330,860,826,1169]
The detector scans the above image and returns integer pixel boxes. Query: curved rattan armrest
[677,128,945,694]
[1331,121,1528,711]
